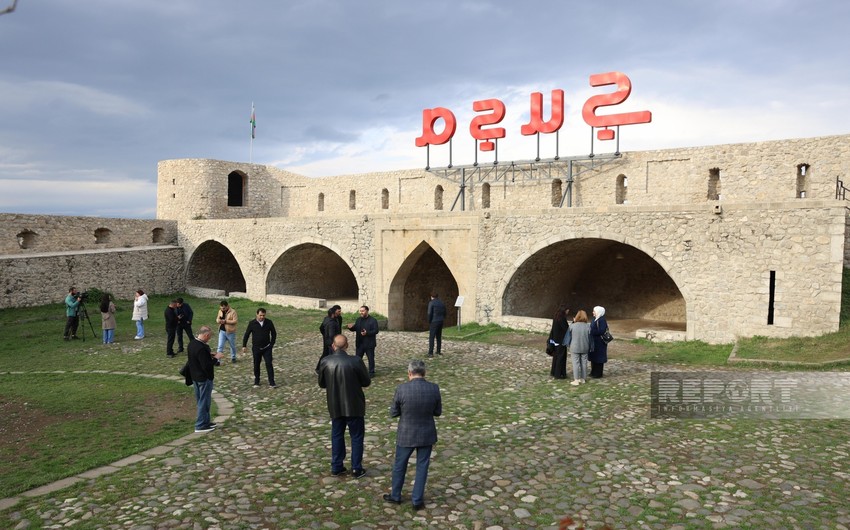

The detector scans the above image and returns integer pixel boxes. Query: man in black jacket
[316,306,342,373]
[165,299,179,358]
[187,326,224,433]
[242,307,277,388]
[175,297,194,353]
[346,305,379,377]
[427,292,446,357]
[318,334,371,478]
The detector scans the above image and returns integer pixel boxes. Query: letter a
[415,107,457,147]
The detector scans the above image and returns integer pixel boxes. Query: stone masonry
[156,133,850,344]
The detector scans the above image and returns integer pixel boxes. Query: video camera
[78,291,90,302]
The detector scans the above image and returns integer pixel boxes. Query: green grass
[0,373,194,498]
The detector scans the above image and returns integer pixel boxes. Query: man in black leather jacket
[318,334,371,478]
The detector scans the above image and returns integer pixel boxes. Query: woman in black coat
[548,305,570,379]
[589,305,609,378]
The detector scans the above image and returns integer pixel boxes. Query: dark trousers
[166,327,177,355]
[64,316,79,338]
[550,346,567,379]
[590,362,605,378]
[331,416,365,474]
[356,344,376,375]
[428,321,444,355]
[253,347,275,385]
[177,324,193,351]
[316,342,332,373]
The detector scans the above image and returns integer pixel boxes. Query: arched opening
[318,193,325,212]
[349,190,356,210]
[186,240,247,295]
[616,174,628,204]
[482,183,491,209]
[151,227,165,244]
[266,243,359,303]
[388,241,459,331]
[16,229,38,249]
[551,179,562,207]
[227,171,246,207]
[434,186,444,210]
[94,228,112,244]
[502,238,685,333]
[381,188,389,210]
[796,163,810,198]
[708,168,721,200]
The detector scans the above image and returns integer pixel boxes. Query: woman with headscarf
[589,306,609,379]
[547,305,569,379]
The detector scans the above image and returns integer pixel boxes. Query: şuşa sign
[415,71,652,154]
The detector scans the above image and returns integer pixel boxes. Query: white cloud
[0,178,156,218]
[0,80,148,117]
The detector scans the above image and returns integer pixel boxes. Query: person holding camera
[63,286,81,340]
[216,300,239,363]
[187,326,224,433]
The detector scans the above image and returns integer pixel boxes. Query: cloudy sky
[1,0,848,218]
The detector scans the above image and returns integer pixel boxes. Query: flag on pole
[250,103,256,139]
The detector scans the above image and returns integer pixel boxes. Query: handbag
[601,328,614,344]
[179,362,192,386]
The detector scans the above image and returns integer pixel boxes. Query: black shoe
[269,384,277,388]
[412,503,426,510]
[176,349,184,353]
[206,422,217,429]
[231,358,237,363]
[194,425,215,433]
[331,467,348,476]
[436,352,442,355]
[383,494,401,505]
[352,468,367,479]
[167,353,176,358]
[427,353,433,357]
[369,372,375,377]
[71,336,79,340]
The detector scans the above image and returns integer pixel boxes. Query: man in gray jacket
[383,359,442,510]
[318,334,371,478]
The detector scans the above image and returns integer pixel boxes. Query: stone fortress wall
[157,134,850,344]
[0,215,180,309]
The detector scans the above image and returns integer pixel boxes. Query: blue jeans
[331,416,365,473]
[135,319,145,338]
[390,444,433,506]
[102,329,115,344]
[217,330,237,359]
[193,379,214,430]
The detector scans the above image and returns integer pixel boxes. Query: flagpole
[250,102,255,163]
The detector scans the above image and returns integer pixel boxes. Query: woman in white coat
[132,289,149,339]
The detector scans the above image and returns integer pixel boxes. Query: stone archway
[501,238,685,325]
[388,241,459,331]
[186,240,247,295]
[266,243,358,301]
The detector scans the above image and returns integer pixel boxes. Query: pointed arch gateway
[186,240,247,295]
[388,241,459,331]
[502,238,686,331]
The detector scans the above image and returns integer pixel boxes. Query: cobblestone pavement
[2,331,849,529]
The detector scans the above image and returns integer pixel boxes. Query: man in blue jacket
[427,292,446,357]
[383,359,442,510]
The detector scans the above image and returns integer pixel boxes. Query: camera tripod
[76,300,98,342]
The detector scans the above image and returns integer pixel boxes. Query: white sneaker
[580,379,586,384]
[570,380,581,386]
[134,336,142,340]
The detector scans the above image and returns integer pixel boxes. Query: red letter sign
[469,98,506,152]
[582,72,652,140]
[415,107,457,147]
[521,89,565,135]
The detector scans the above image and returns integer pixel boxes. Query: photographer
[63,287,82,340]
